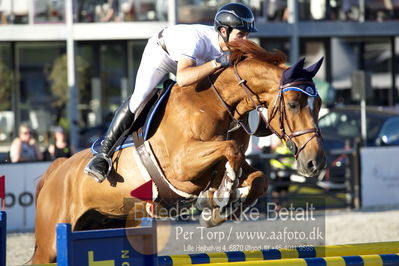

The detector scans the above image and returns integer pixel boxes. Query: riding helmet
[214,3,257,33]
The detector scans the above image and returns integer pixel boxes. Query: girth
[132,130,197,210]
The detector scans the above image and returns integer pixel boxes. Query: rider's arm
[176,57,221,87]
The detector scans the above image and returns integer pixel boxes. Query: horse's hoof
[199,212,216,228]
[199,208,225,228]
[196,190,215,210]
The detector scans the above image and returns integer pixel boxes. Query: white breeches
[129,35,177,114]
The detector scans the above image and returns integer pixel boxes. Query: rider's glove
[216,51,231,68]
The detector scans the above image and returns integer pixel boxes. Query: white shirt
[162,24,222,65]
[129,24,223,113]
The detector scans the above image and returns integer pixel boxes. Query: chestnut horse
[32,40,326,263]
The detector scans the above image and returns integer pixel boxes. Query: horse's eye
[288,102,298,110]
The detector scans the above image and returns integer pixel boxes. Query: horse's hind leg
[32,218,57,264]
[32,158,68,263]
[33,193,60,263]
[33,245,56,264]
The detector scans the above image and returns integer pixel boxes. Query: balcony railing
[0,0,397,26]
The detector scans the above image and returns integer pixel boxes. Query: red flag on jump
[0,176,4,200]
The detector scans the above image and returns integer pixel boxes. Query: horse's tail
[32,157,68,263]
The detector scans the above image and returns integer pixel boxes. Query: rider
[84,3,257,183]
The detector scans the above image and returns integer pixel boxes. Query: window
[331,37,393,105]
[0,0,29,24]
[0,43,13,148]
[34,0,65,23]
[77,0,161,22]
[17,42,66,144]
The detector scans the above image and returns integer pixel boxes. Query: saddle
[132,79,175,139]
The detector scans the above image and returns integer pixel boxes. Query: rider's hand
[215,51,231,68]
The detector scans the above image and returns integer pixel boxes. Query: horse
[32,39,326,264]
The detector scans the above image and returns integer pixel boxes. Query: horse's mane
[227,39,287,66]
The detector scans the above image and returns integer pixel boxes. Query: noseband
[208,64,321,158]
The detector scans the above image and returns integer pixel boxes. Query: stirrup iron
[84,153,113,183]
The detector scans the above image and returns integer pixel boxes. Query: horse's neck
[212,70,243,109]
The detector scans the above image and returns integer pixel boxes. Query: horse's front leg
[197,161,242,209]
[171,139,244,182]
[199,161,268,227]
[168,138,244,211]
[234,161,268,218]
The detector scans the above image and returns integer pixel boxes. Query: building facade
[0,0,398,155]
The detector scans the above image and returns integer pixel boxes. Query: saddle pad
[142,81,174,140]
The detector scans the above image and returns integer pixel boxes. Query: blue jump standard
[56,218,157,266]
[0,212,6,266]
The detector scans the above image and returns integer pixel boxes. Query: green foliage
[58,117,70,132]
[0,62,15,111]
[46,54,90,110]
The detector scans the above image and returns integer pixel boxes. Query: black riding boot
[84,98,134,182]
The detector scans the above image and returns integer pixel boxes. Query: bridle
[208,63,321,158]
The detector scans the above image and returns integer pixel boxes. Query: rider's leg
[85,98,134,182]
[84,81,161,183]
[128,38,177,114]
[85,34,175,183]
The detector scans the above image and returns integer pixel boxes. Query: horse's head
[221,40,326,177]
[269,57,326,177]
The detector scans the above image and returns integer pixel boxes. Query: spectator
[266,0,288,21]
[101,0,121,22]
[47,126,72,160]
[9,123,43,163]
[120,0,135,21]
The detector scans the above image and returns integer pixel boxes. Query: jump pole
[158,241,399,265]
[54,200,399,266]
[55,220,399,266]
[192,253,399,265]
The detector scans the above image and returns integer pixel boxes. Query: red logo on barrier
[130,180,152,202]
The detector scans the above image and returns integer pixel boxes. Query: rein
[208,63,321,158]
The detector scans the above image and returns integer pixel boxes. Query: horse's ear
[284,57,306,79]
[305,57,324,77]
